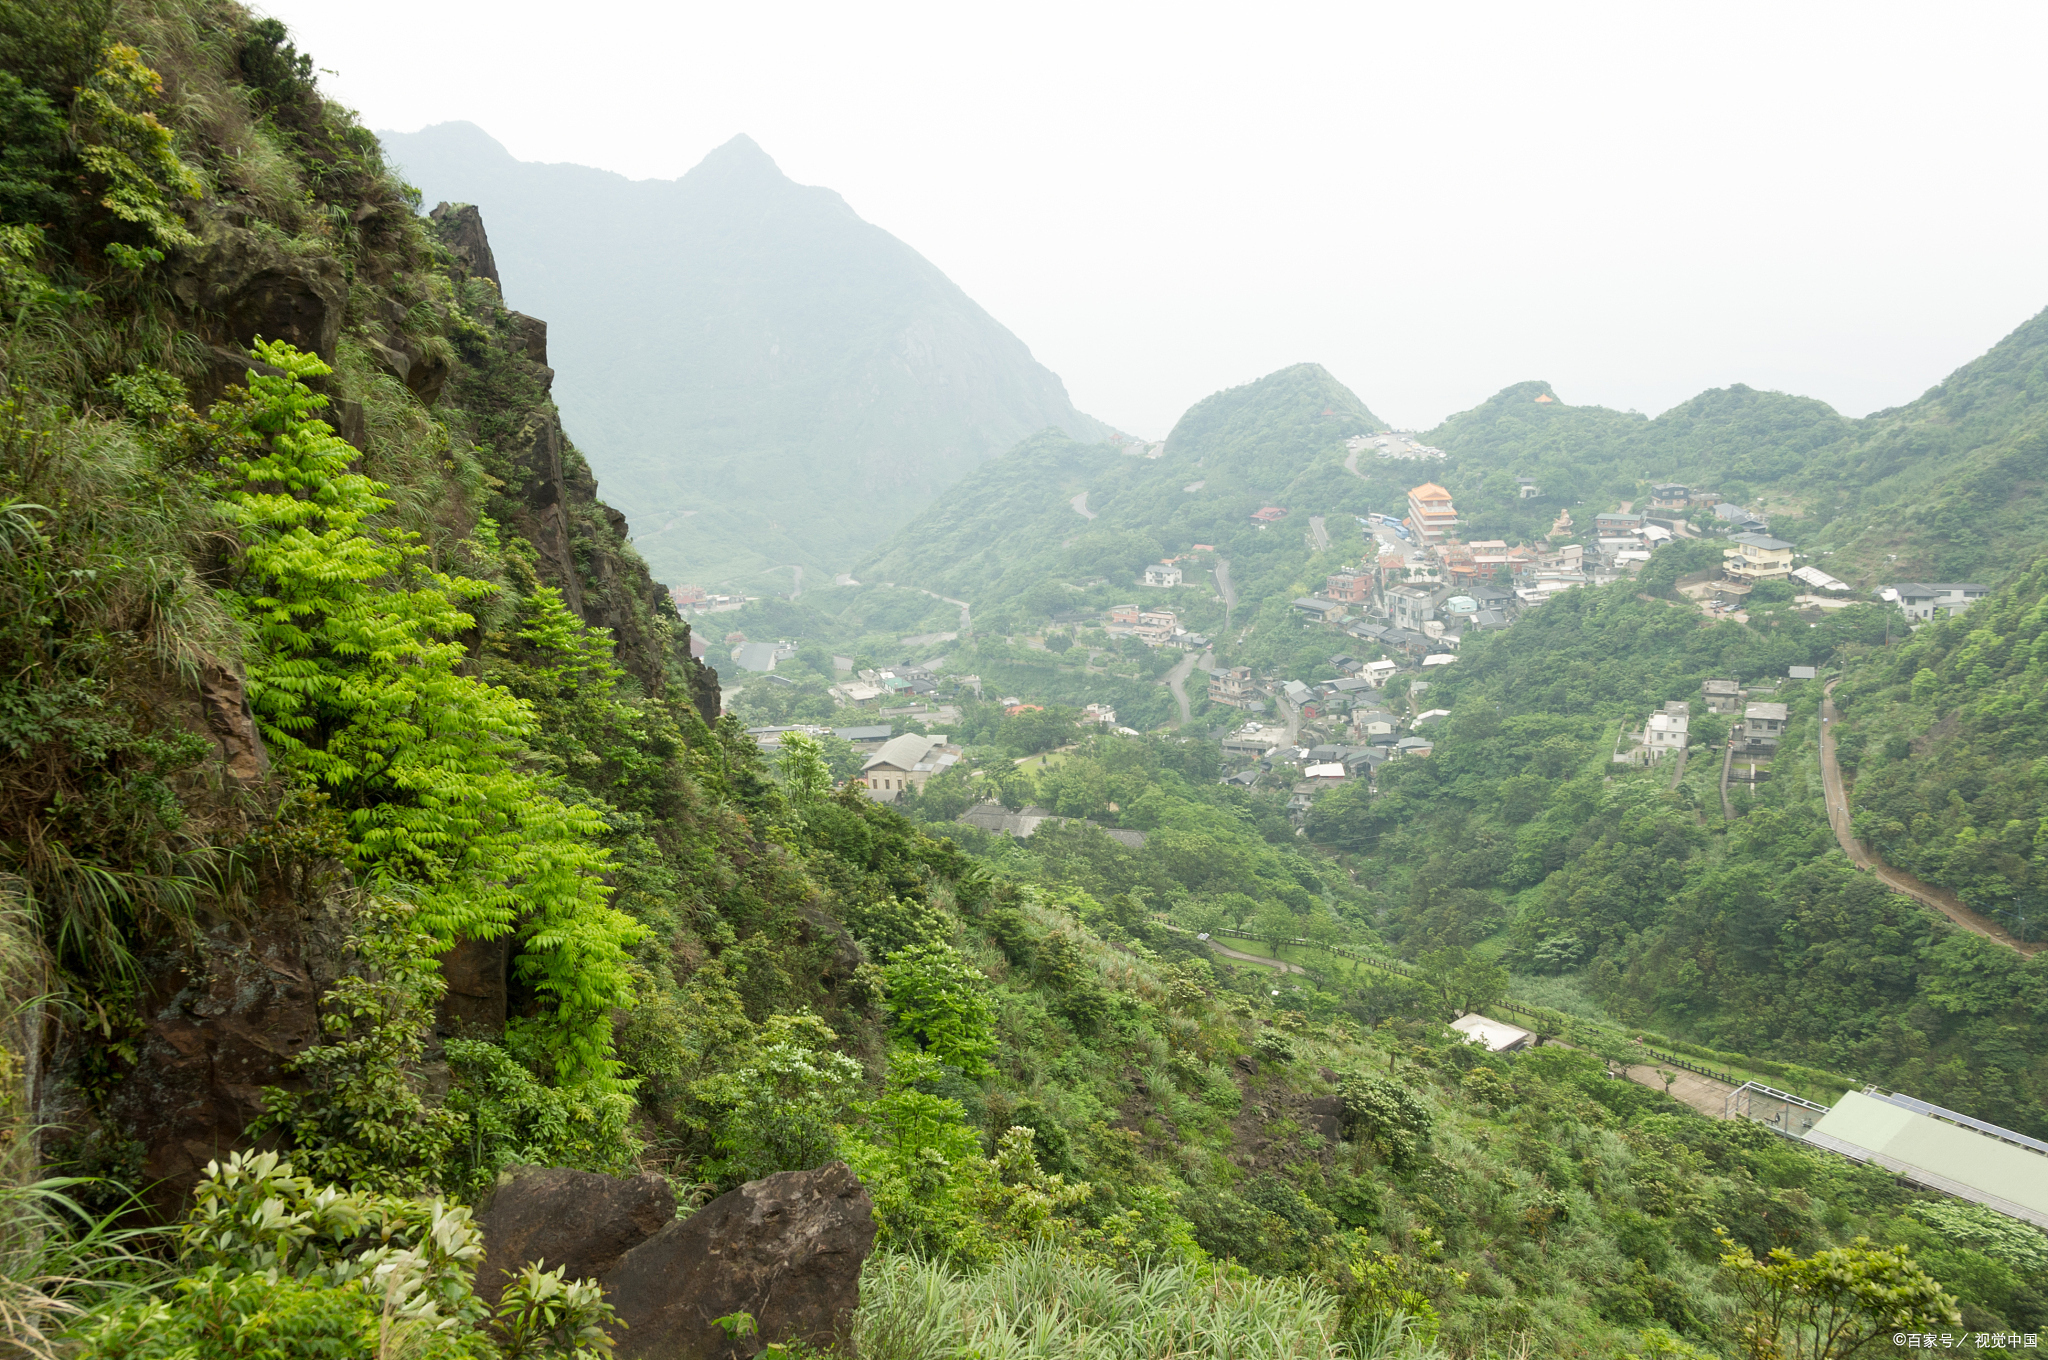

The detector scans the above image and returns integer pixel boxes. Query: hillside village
[717,459,1993,848]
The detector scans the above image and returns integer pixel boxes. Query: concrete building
[1387,582,1446,633]
[860,733,961,802]
[1208,666,1259,709]
[1143,561,1184,588]
[1451,1013,1533,1053]
[1324,570,1373,604]
[1723,533,1795,583]
[1702,679,1743,714]
[1615,709,1689,765]
[1741,701,1788,753]
[1883,583,1991,621]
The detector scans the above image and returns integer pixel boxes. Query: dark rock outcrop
[196,664,270,787]
[168,210,346,362]
[425,205,720,725]
[434,934,510,1037]
[429,202,501,289]
[475,1162,875,1358]
[107,896,352,1216]
[600,1162,875,1360]
[1306,1095,1345,1142]
[474,1167,675,1310]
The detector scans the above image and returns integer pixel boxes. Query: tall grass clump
[855,1245,1446,1360]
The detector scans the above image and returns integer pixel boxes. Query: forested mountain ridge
[382,122,1109,588]
[1421,307,2048,582]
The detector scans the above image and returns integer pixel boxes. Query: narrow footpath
[1820,678,2040,955]
[1204,939,1310,976]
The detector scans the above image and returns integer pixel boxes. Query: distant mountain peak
[696,133,781,176]
[399,120,514,163]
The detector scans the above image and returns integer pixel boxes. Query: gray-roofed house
[835,725,893,746]
[733,641,782,672]
[1886,583,1991,622]
[1293,597,1347,622]
[861,733,961,802]
[1741,701,1788,754]
[1702,678,1743,713]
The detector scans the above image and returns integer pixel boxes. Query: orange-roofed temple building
[1406,482,1459,545]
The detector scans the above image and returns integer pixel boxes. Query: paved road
[1820,679,2040,955]
[1308,515,1329,552]
[886,583,973,635]
[1719,741,1736,820]
[1214,557,1237,632]
[1070,491,1096,520]
[1621,1062,1734,1120]
[1344,445,1365,479]
[1277,694,1301,747]
[1163,649,1212,727]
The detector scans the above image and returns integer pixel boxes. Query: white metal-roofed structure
[1449,1013,1533,1053]
[1800,1090,2048,1228]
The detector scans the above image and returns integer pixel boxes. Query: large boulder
[600,1162,875,1359]
[474,1167,675,1310]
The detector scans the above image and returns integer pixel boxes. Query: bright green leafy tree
[214,341,643,1090]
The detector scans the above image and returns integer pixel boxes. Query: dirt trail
[1205,940,1310,975]
[1820,678,2040,955]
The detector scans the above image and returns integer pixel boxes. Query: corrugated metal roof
[1805,1092,2048,1226]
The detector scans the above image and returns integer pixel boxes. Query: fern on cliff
[213,341,643,1089]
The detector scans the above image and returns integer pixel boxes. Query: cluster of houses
[830,663,945,705]
[1105,602,1211,651]
[670,584,750,614]
[1612,671,1811,772]
[1210,654,1461,815]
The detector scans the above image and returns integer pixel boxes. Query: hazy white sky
[262,0,2048,438]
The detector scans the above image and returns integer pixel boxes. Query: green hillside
[380,123,1108,589]
[1834,557,2048,938]
[1421,308,2048,585]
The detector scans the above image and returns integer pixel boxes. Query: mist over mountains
[380,123,1107,586]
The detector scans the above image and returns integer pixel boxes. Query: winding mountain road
[885,583,972,635]
[1308,515,1329,552]
[1820,678,2040,955]
[1214,557,1237,632]
[1071,491,1096,520]
[1163,649,1213,727]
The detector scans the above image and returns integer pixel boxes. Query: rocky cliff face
[46,191,717,1204]
[426,203,720,723]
